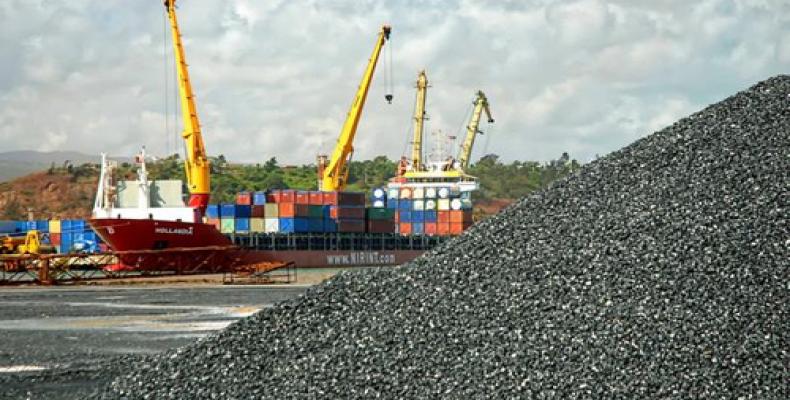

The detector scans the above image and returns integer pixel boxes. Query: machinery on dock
[317,25,392,192]
[1,230,56,255]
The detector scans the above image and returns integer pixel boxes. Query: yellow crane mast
[457,90,494,171]
[165,0,210,213]
[410,70,429,172]
[318,25,391,192]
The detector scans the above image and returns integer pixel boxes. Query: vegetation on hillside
[1,153,581,220]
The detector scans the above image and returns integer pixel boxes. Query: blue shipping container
[412,211,425,222]
[386,199,398,209]
[15,221,27,232]
[205,205,220,218]
[294,218,310,232]
[423,210,437,222]
[25,221,36,231]
[235,218,250,232]
[324,219,337,232]
[399,210,412,222]
[398,200,412,210]
[253,191,267,205]
[220,204,236,218]
[279,218,295,233]
[35,220,49,231]
[0,221,17,233]
[308,218,323,232]
[71,220,86,232]
[413,222,424,234]
[235,205,252,218]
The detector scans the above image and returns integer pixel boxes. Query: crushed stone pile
[93,76,789,399]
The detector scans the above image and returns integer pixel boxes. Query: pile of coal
[93,76,788,399]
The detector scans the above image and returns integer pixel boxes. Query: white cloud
[0,0,786,166]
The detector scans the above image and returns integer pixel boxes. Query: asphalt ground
[0,285,309,399]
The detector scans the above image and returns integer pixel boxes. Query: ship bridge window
[149,214,153,219]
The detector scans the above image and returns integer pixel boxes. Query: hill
[0,150,100,182]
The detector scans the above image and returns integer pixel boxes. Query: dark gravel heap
[93,76,789,399]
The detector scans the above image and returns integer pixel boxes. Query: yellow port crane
[398,70,429,177]
[165,0,210,214]
[317,25,392,192]
[456,90,494,171]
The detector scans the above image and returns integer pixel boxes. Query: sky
[0,0,787,165]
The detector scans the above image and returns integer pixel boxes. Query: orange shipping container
[449,210,472,223]
[424,222,437,235]
[236,192,252,205]
[399,222,412,235]
[322,191,338,205]
[437,222,450,235]
[50,233,62,245]
[308,191,323,205]
[295,191,310,205]
[449,222,464,235]
[280,190,296,203]
[437,210,451,223]
[278,203,296,218]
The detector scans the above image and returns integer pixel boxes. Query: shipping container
[0,221,18,233]
[50,233,62,245]
[398,210,412,222]
[412,187,425,199]
[424,199,437,210]
[330,206,365,220]
[371,199,385,208]
[438,211,451,223]
[437,199,451,210]
[437,187,451,199]
[220,204,236,218]
[449,210,473,223]
[308,191,323,205]
[25,221,36,231]
[236,192,252,205]
[424,222,437,235]
[367,208,395,220]
[322,191,338,205]
[308,205,325,219]
[295,191,310,205]
[450,198,463,210]
[264,204,279,218]
[398,200,413,210]
[324,219,337,232]
[205,218,220,230]
[336,219,365,233]
[437,222,450,236]
[279,203,296,218]
[235,205,252,218]
[387,188,399,200]
[279,190,296,203]
[307,218,323,232]
[279,218,295,233]
[47,220,61,234]
[35,220,49,232]
[251,205,266,218]
[294,218,310,232]
[449,222,465,235]
[423,210,437,222]
[413,200,425,211]
[293,204,311,218]
[399,222,412,235]
[267,191,279,203]
[264,218,279,233]
[337,192,365,206]
[205,204,220,219]
[61,232,74,252]
[220,218,235,233]
[386,199,398,209]
[399,187,412,199]
[250,218,265,233]
[234,218,250,233]
[367,219,395,233]
[424,187,437,198]
[253,191,267,205]
[412,211,425,222]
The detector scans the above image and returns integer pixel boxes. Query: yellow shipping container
[49,219,62,234]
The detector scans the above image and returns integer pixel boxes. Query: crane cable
[162,11,170,157]
[385,33,393,102]
[481,119,496,159]
[453,97,475,158]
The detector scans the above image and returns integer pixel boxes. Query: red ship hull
[89,218,425,270]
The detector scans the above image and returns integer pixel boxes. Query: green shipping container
[264,204,279,218]
[367,207,396,220]
[308,205,324,219]
[220,218,235,233]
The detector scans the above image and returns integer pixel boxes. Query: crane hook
[385,94,393,104]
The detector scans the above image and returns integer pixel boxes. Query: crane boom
[165,0,210,213]
[410,70,428,172]
[457,90,494,171]
[318,25,391,192]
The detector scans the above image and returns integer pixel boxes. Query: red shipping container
[293,204,311,217]
[50,233,61,245]
[337,191,365,206]
[449,222,464,235]
[322,191,338,205]
[449,210,472,223]
[280,190,296,203]
[308,191,323,205]
[295,191,310,205]
[437,210,450,223]
[399,222,412,235]
[336,219,365,233]
[279,203,296,218]
[437,222,450,236]
[329,206,365,219]
[251,205,266,218]
[424,222,437,236]
[367,220,395,233]
[267,191,279,203]
[236,192,252,205]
